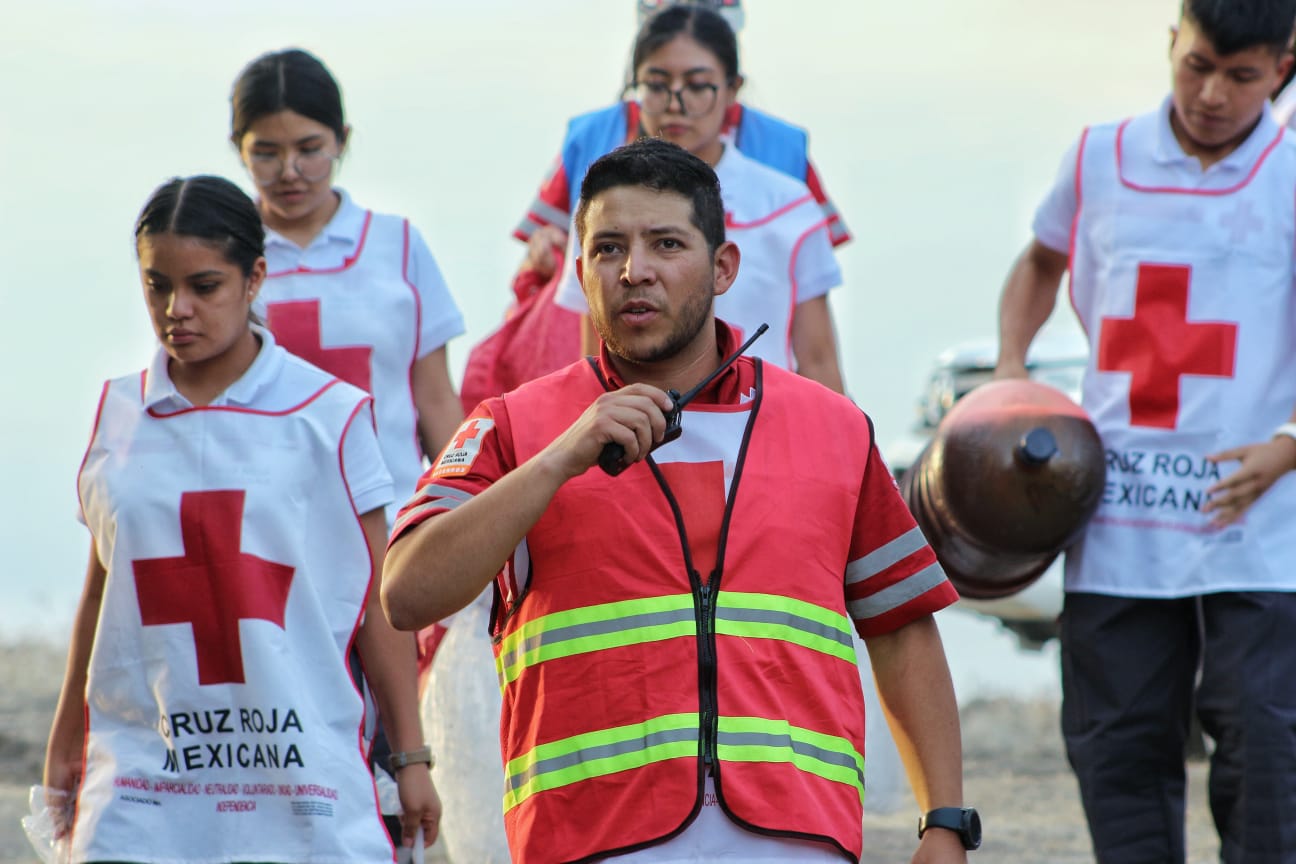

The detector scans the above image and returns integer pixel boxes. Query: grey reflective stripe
[392,491,471,538]
[716,730,864,787]
[716,606,852,651]
[847,562,947,620]
[513,217,537,239]
[528,199,570,228]
[406,483,473,508]
[496,606,696,674]
[506,725,698,793]
[845,526,927,586]
[821,202,851,242]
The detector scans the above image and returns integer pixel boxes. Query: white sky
[0,0,1175,693]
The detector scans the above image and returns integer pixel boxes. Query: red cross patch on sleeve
[433,418,496,478]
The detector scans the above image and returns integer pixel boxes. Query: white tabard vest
[1066,111,1296,597]
[74,351,394,863]
[258,210,423,522]
[714,146,837,368]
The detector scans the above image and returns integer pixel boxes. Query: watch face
[963,808,982,850]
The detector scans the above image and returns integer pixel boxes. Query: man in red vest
[385,138,977,863]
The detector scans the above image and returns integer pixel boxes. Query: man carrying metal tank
[995,2,1296,862]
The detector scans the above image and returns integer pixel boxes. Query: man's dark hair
[575,137,726,253]
[1182,0,1296,54]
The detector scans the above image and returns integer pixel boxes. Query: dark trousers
[1061,592,1296,864]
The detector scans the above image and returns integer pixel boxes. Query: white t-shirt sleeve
[342,400,395,516]
[791,220,842,303]
[553,226,590,314]
[405,224,467,358]
[1031,136,1083,254]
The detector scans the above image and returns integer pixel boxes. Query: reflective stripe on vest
[716,715,865,804]
[715,591,856,665]
[503,712,701,812]
[495,594,698,687]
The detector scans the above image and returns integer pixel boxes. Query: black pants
[1061,592,1296,864]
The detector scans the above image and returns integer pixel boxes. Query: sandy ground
[0,640,1221,864]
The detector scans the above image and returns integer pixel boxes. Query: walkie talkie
[598,323,769,476]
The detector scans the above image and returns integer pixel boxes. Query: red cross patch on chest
[133,490,295,686]
[1097,263,1238,429]
[267,299,374,393]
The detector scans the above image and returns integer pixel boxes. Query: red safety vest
[495,358,870,863]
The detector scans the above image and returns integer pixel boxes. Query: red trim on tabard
[400,218,425,460]
[75,380,111,525]
[267,210,374,277]
[336,396,396,854]
[724,193,815,230]
[1115,119,1285,195]
[1067,126,1091,340]
[787,217,833,368]
[138,369,146,402]
[1093,513,1229,534]
[145,379,342,419]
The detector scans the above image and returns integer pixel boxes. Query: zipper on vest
[695,569,719,771]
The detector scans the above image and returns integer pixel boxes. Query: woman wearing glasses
[231,49,466,526]
[554,5,846,391]
[464,2,848,411]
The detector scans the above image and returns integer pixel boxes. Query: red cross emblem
[656,460,727,579]
[452,420,485,449]
[1097,263,1237,429]
[267,299,373,393]
[133,490,295,686]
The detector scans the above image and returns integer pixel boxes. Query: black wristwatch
[918,806,981,851]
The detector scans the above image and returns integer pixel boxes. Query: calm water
[0,0,1176,698]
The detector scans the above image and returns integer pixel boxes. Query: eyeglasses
[245,149,338,187]
[634,81,720,117]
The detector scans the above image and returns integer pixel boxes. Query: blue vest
[560,102,810,213]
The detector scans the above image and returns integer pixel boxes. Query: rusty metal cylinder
[901,379,1106,600]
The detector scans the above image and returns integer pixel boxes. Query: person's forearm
[866,615,964,811]
[356,510,424,753]
[46,545,106,788]
[383,453,568,630]
[357,613,423,752]
[791,295,845,393]
[996,241,1067,376]
[413,348,465,458]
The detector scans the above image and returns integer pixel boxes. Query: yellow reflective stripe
[715,591,857,665]
[502,713,699,812]
[496,594,697,687]
[716,716,865,804]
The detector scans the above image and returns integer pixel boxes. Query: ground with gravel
[0,640,1220,863]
